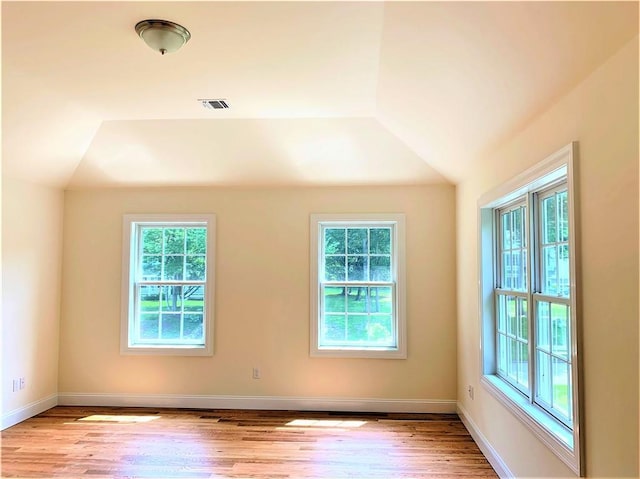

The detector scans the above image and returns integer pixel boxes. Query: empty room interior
[2,1,638,478]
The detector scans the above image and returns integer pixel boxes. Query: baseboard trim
[58,393,456,413]
[457,402,514,478]
[1,394,58,430]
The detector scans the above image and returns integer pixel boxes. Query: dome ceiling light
[135,19,191,55]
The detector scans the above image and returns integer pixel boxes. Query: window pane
[184,286,204,312]
[347,256,367,281]
[551,303,570,360]
[497,333,507,375]
[183,314,204,340]
[346,315,367,341]
[324,256,345,281]
[501,212,511,250]
[506,337,517,382]
[511,251,522,290]
[558,191,569,242]
[163,255,185,281]
[370,256,391,281]
[324,228,346,255]
[536,301,551,351]
[164,228,185,254]
[536,350,552,405]
[347,228,367,254]
[501,252,511,289]
[542,246,557,295]
[497,295,507,333]
[512,208,522,249]
[506,295,517,336]
[521,249,528,290]
[369,315,393,344]
[140,313,159,339]
[140,285,160,312]
[161,286,183,312]
[369,287,392,314]
[347,287,367,313]
[558,244,570,297]
[552,358,571,420]
[369,228,391,254]
[323,314,346,341]
[186,228,207,254]
[142,228,163,254]
[141,255,161,281]
[518,298,528,340]
[324,287,346,313]
[161,314,181,339]
[542,196,557,244]
[517,341,529,389]
[186,256,206,281]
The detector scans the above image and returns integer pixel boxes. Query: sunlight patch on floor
[285,419,367,428]
[72,414,161,424]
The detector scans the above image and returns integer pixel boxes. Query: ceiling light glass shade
[135,19,191,55]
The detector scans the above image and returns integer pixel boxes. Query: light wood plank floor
[1,406,498,478]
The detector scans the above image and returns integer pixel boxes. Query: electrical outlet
[252,367,261,379]
[19,377,25,390]
[467,385,474,400]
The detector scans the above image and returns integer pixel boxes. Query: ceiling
[2,1,638,188]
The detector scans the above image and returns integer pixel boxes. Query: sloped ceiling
[2,1,637,188]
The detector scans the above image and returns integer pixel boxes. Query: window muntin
[310,214,406,358]
[121,214,215,355]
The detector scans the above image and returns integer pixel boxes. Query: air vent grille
[199,99,229,110]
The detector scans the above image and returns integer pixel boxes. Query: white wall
[457,37,638,477]
[59,185,457,409]
[2,177,64,428]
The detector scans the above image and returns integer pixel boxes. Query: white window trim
[477,142,583,475]
[121,213,216,356]
[310,213,407,359]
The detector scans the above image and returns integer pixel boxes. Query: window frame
[310,213,406,359]
[478,143,583,475]
[120,213,216,356]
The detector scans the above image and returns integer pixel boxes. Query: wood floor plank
[1,406,498,478]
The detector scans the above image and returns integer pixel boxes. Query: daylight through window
[121,214,215,355]
[310,214,406,359]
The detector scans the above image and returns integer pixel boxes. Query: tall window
[121,214,215,355]
[479,143,581,474]
[310,214,406,358]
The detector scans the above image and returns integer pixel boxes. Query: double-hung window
[310,214,406,358]
[121,214,215,355]
[479,143,582,474]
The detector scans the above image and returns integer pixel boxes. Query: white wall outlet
[468,385,474,400]
[252,367,261,379]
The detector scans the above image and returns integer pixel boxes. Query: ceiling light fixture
[135,19,191,55]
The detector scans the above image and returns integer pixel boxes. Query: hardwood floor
[1,406,498,478]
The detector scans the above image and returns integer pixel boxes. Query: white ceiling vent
[199,99,229,110]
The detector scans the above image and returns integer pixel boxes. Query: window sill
[311,347,407,359]
[121,345,212,356]
[481,374,580,475]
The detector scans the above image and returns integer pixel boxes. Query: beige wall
[2,178,64,422]
[457,36,638,478]
[59,185,457,403]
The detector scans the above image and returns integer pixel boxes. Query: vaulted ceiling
[2,1,637,188]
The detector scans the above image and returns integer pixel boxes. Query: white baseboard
[2,394,58,430]
[457,402,514,479]
[58,392,456,413]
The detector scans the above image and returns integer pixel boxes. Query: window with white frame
[121,214,215,355]
[478,143,582,474]
[310,214,406,358]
